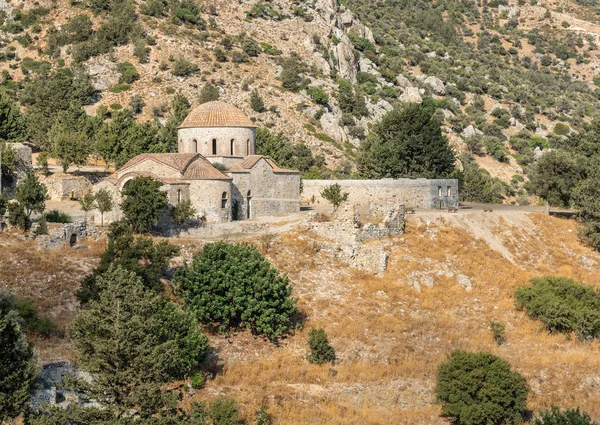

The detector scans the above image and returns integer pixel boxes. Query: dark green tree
[172,199,197,226]
[528,150,586,208]
[7,202,30,231]
[0,140,18,181]
[358,100,455,179]
[242,37,261,57]
[121,176,168,233]
[79,191,96,221]
[250,89,265,112]
[0,301,36,422]
[0,91,27,142]
[69,266,209,420]
[280,56,301,92]
[198,83,220,104]
[174,242,297,340]
[255,127,316,172]
[436,350,528,425]
[455,156,505,203]
[157,94,191,152]
[78,221,179,302]
[0,191,7,216]
[307,328,336,365]
[15,171,48,218]
[209,399,242,425]
[532,406,598,425]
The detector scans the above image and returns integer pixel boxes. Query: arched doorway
[69,233,78,247]
[246,190,252,219]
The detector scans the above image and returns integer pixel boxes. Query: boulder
[462,125,483,139]
[398,87,422,104]
[396,74,413,88]
[332,32,357,82]
[358,56,377,74]
[320,113,346,142]
[424,76,445,95]
[457,274,472,291]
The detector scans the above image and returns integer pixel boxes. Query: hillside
[3,211,600,423]
[3,0,600,200]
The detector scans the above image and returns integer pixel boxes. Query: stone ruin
[0,142,33,196]
[306,204,406,275]
[30,361,99,412]
[33,220,99,248]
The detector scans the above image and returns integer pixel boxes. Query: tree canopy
[357,100,455,179]
[174,242,297,340]
[121,176,169,233]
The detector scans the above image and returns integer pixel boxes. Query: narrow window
[447,186,452,197]
[230,139,235,155]
[221,192,228,209]
[247,139,251,155]
[246,190,252,219]
[212,139,217,155]
[438,186,443,197]
[191,139,197,152]
[177,189,181,204]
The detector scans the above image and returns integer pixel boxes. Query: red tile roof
[227,155,298,174]
[179,101,256,129]
[119,153,231,181]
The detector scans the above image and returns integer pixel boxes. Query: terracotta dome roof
[178,101,256,129]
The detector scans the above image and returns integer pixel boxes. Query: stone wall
[34,220,98,248]
[302,178,459,209]
[0,142,32,197]
[230,159,300,219]
[178,126,256,157]
[40,175,93,201]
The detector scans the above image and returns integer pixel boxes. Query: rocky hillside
[4,210,600,423]
[3,0,600,194]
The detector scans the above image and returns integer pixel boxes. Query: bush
[321,183,349,211]
[172,58,198,76]
[174,242,298,340]
[489,321,505,345]
[307,86,329,105]
[209,399,241,425]
[515,276,600,340]
[307,328,336,364]
[436,351,528,425]
[532,406,598,425]
[117,62,139,84]
[45,209,71,223]
[190,372,205,389]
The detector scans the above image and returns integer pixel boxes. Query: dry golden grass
[192,214,600,424]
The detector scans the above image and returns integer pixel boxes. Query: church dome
[178,101,256,129]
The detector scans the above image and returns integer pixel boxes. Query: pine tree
[0,91,27,142]
[250,89,265,112]
[307,328,336,365]
[358,100,455,179]
[198,83,220,104]
[69,266,209,420]
[121,176,168,233]
[0,303,36,421]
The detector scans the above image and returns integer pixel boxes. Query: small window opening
[221,192,228,209]
[212,139,217,155]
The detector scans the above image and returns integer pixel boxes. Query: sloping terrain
[4,211,600,423]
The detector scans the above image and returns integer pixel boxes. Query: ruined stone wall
[0,142,32,197]
[229,159,300,219]
[178,127,256,157]
[302,178,459,209]
[40,175,92,201]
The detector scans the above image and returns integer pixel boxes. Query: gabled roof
[227,155,298,174]
[178,101,256,129]
[119,153,231,181]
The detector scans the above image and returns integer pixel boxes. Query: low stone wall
[35,220,98,248]
[302,178,458,209]
[40,175,93,201]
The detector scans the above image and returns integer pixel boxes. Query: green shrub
[307,86,329,105]
[45,209,71,223]
[307,328,336,364]
[515,276,600,340]
[174,242,297,340]
[190,372,205,389]
[172,58,198,76]
[210,399,241,425]
[109,83,131,93]
[436,351,528,425]
[117,62,139,84]
[554,122,571,136]
[532,406,598,425]
[489,321,505,345]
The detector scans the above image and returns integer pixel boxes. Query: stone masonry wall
[302,178,459,209]
[178,127,256,157]
[40,175,93,201]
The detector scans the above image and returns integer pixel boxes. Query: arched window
[247,139,251,155]
[221,192,228,209]
[191,139,197,152]
[212,139,217,155]
[246,190,252,219]
[447,186,452,197]
[438,186,443,197]
[230,139,235,155]
[177,189,181,204]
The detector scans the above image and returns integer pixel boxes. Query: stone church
[93,101,301,225]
